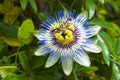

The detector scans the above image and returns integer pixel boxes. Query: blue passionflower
[34,10,102,75]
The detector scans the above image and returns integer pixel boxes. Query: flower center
[53,22,75,45]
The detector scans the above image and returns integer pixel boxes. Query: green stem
[70,0,76,9]
[73,69,78,80]
[8,52,17,58]
[57,0,66,10]
[15,47,20,64]
[0,52,18,63]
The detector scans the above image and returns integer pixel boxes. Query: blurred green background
[0,0,120,80]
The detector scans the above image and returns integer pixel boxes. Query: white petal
[45,53,60,68]
[76,14,87,23]
[89,9,95,19]
[34,33,44,40]
[74,51,90,67]
[86,25,101,38]
[35,46,50,56]
[34,31,50,41]
[62,57,73,75]
[83,43,102,53]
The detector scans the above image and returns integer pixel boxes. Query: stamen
[51,17,76,46]
[59,17,72,28]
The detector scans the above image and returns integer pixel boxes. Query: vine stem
[70,0,76,9]
[0,50,20,63]
[73,69,78,80]
[35,0,41,11]
[15,47,20,64]
[57,0,66,10]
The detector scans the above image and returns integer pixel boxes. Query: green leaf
[89,18,119,36]
[4,0,12,12]
[96,8,107,19]
[117,37,120,55]
[18,52,31,72]
[112,63,120,80]
[108,22,120,37]
[4,38,22,47]
[0,38,4,52]
[37,12,48,20]
[13,74,30,80]
[33,74,55,80]
[31,56,46,69]
[2,56,11,64]
[99,0,104,4]
[97,35,110,66]
[89,18,107,29]
[107,0,120,12]
[99,30,115,53]
[28,0,37,12]
[75,65,98,73]
[85,0,95,19]
[99,30,120,64]
[13,73,55,80]
[18,19,35,45]
[0,66,17,78]
[20,0,28,10]
[3,7,20,25]
[3,74,11,80]
[0,4,4,13]
[0,22,18,38]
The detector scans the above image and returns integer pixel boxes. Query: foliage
[0,0,120,80]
